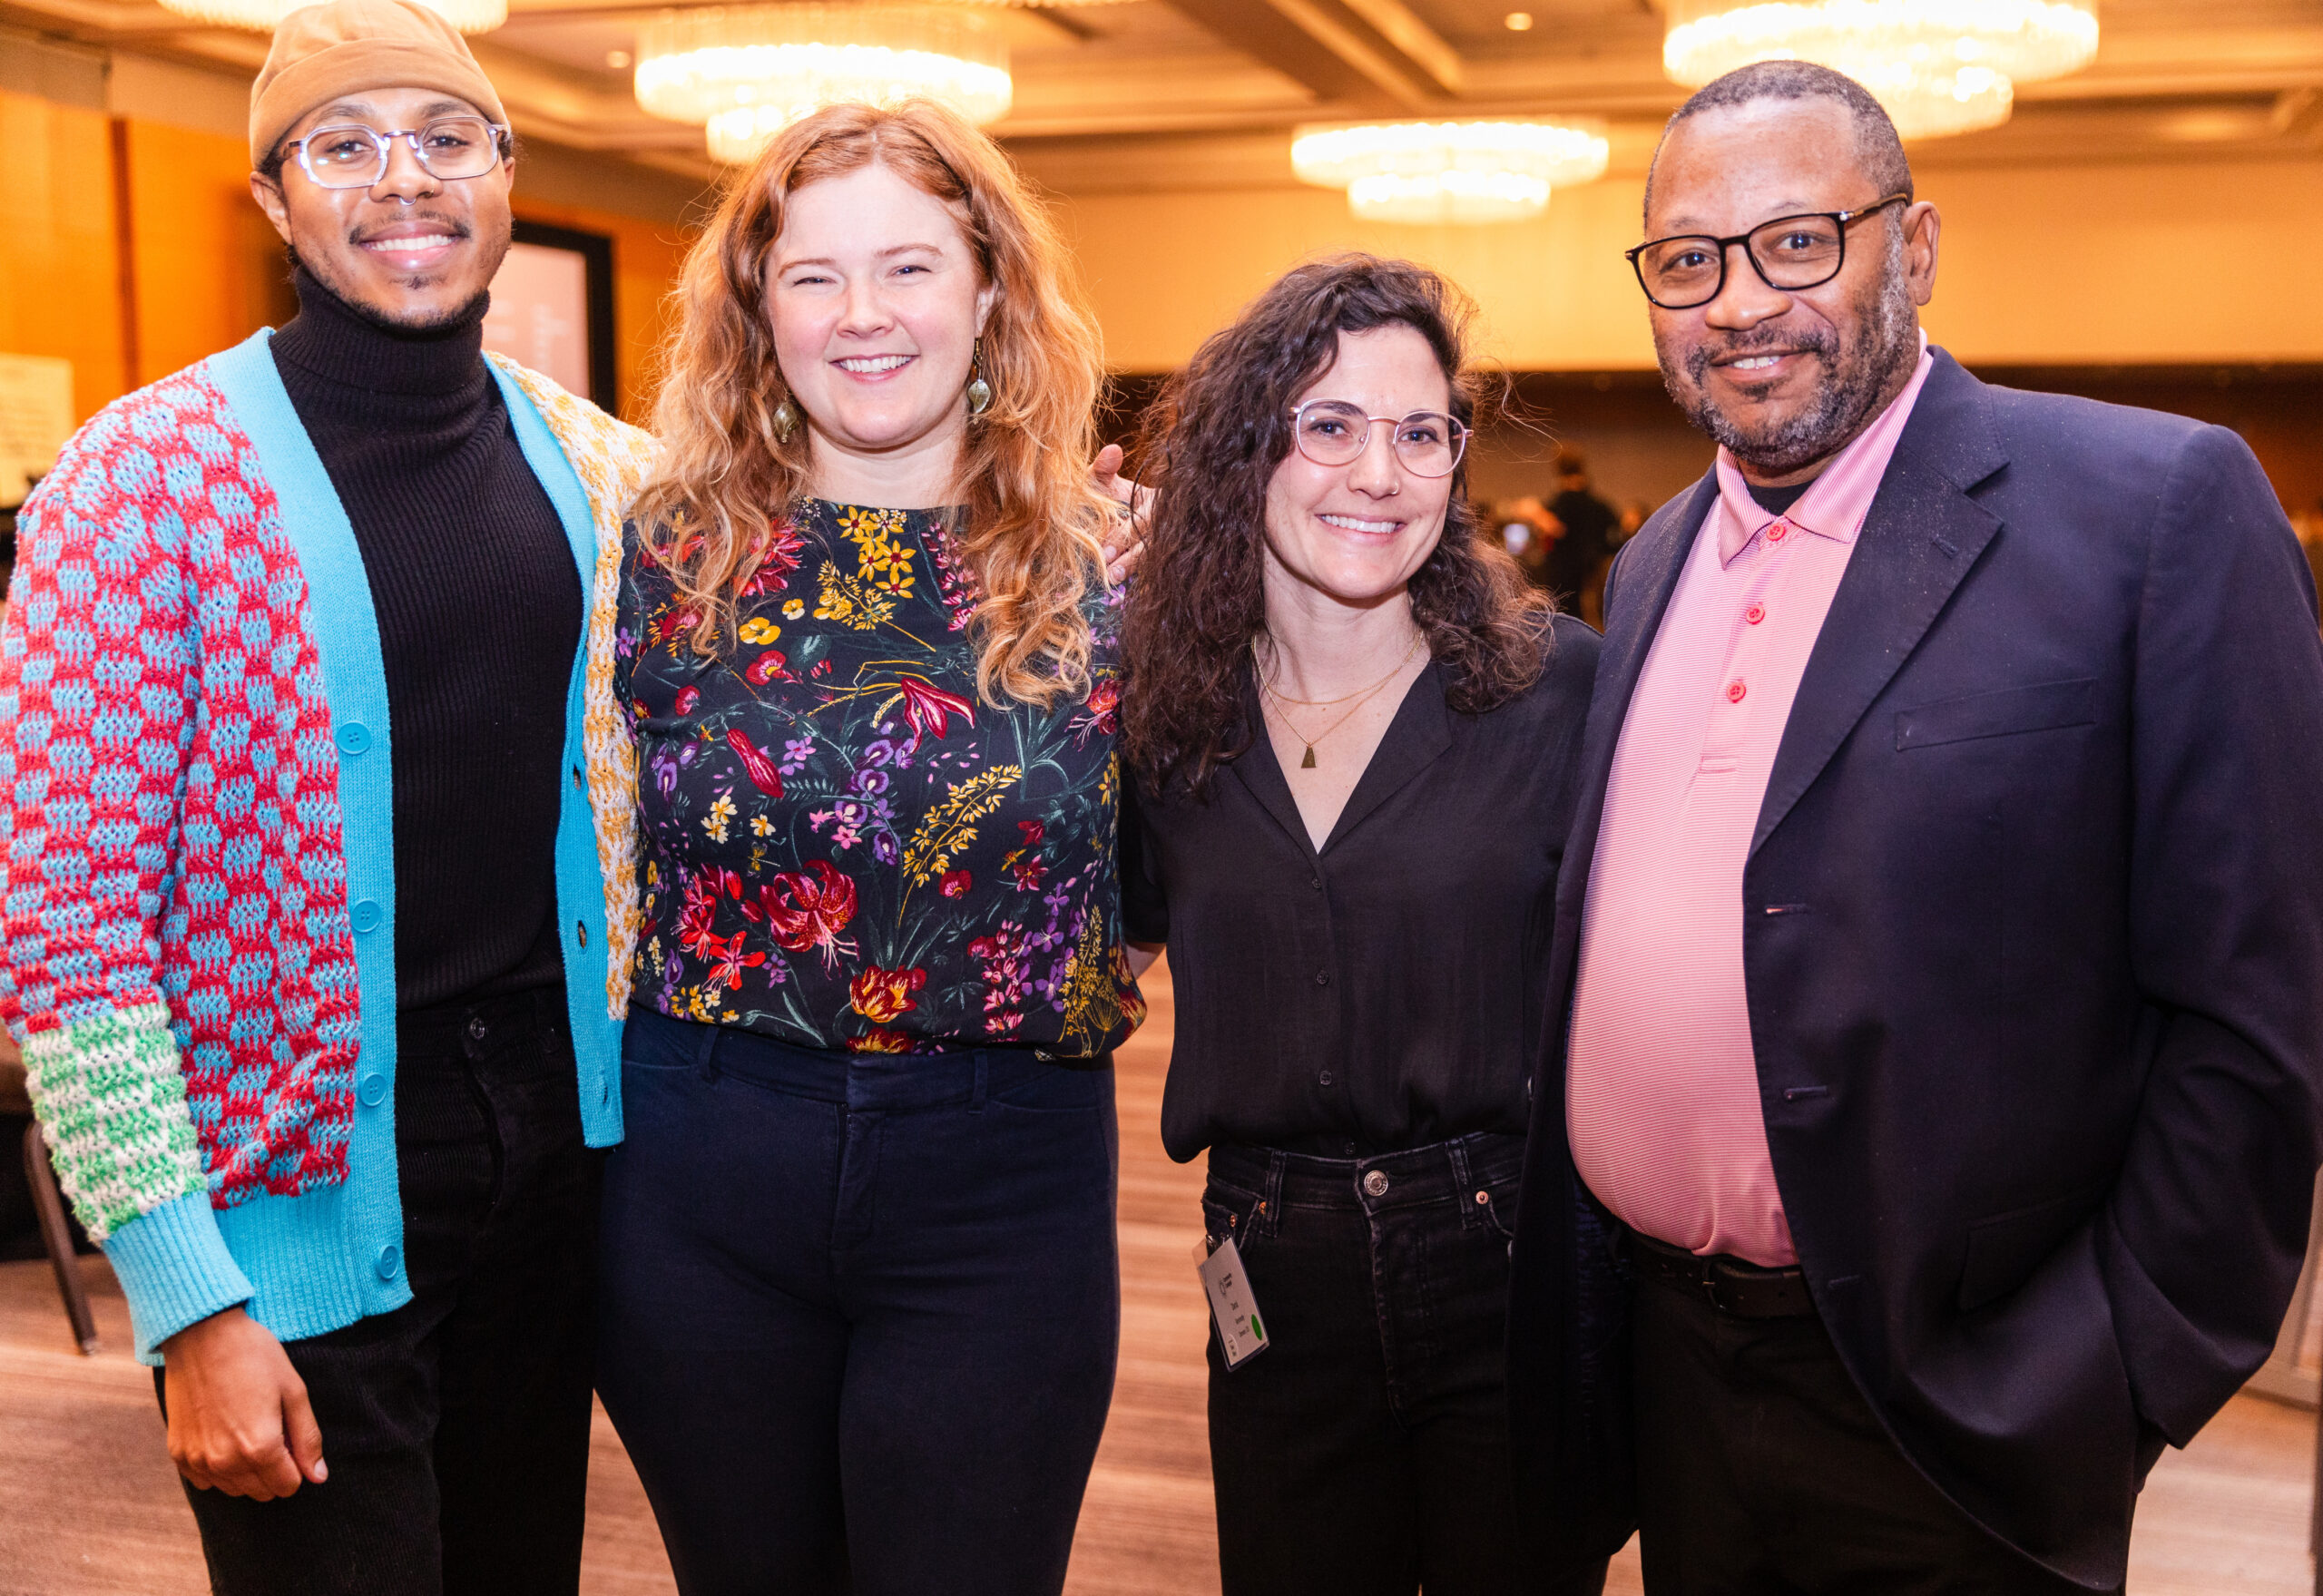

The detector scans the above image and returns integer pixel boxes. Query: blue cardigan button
[336,722,372,755]
[375,1243,401,1279]
[352,899,383,934]
[358,1072,387,1106]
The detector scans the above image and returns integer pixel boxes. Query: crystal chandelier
[154,0,504,30]
[1290,120,1610,225]
[1661,0,2100,140]
[635,5,1011,164]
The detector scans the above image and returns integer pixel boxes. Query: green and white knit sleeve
[21,1004,204,1241]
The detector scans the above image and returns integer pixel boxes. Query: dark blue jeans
[1202,1135,1608,1596]
[596,1008,1121,1596]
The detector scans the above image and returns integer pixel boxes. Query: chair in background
[0,1037,99,1355]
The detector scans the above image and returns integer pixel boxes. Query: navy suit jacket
[1507,349,2323,1588]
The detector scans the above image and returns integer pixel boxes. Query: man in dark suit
[1508,60,2323,1593]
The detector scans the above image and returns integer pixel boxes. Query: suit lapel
[1750,353,2009,855]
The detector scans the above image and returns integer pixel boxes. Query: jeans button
[1362,1170,1389,1198]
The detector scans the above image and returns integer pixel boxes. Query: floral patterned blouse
[615,499,1145,1057]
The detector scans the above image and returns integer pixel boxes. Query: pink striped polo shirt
[1566,338,1935,1267]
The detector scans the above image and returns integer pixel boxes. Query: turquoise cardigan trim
[492,358,622,1148]
[106,331,622,1364]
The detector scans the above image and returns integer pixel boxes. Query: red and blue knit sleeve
[1,375,223,1254]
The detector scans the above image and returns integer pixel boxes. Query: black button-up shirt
[1122,615,1601,1160]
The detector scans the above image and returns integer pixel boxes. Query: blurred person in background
[1544,451,1620,625]
[597,100,1145,1596]
[1497,493,1562,590]
[1121,254,1604,1596]
[1509,58,2323,1594]
[0,3,657,1591]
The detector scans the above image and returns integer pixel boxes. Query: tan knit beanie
[249,0,508,168]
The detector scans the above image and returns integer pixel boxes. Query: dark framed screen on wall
[485,220,618,413]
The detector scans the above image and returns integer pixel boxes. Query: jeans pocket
[1201,1179,1261,1255]
[985,1061,1112,1116]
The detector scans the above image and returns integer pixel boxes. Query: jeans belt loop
[1446,1135,1485,1231]
[1259,1150,1287,1240]
[970,1051,989,1113]
[693,1021,721,1085]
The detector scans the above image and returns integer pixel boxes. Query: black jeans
[162,987,604,1596]
[1201,1135,1607,1596]
[1632,1264,2107,1595]
[595,1007,1121,1596]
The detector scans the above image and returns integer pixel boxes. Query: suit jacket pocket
[1895,678,2098,752]
[1958,1181,2110,1313]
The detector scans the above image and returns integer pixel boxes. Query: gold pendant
[1300,745,1317,769]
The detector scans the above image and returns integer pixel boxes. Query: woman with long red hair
[594,100,1145,1593]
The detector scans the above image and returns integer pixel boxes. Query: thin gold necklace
[1258,631,1425,769]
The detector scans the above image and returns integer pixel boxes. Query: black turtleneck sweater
[271,269,582,1013]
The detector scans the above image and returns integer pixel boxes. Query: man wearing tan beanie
[1,2,655,1591]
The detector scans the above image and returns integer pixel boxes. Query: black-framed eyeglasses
[1287,401,1469,478]
[1626,193,1912,310]
[288,117,512,190]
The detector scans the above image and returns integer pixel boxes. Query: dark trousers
[163,986,604,1596]
[1632,1264,2105,1595]
[1201,1135,1608,1596]
[595,1008,1121,1596]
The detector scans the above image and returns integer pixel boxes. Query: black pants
[162,987,603,1596]
[1632,1265,2105,1595]
[1201,1136,1608,1596]
[595,1008,1121,1596]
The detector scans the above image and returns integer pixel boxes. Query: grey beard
[1661,238,1920,478]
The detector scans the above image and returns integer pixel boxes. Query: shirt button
[1309,876,1322,891]
[335,721,372,755]
[357,1072,387,1106]
[1768,523,1789,543]
[1745,603,1766,625]
[467,1015,487,1042]
[1314,971,1331,986]
[375,1243,401,1279]
[1318,1071,1334,1087]
[351,898,382,934]
[1726,679,1748,703]
[1362,1170,1390,1198]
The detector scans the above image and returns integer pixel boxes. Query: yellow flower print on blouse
[740,617,782,645]
[836,505,918,596]
[783,598,806,620]
[703,791,737,844]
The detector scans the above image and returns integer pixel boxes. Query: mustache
[348,213,474,247]
[1684,324,1837,387]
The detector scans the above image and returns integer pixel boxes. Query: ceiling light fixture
[1505,11,1534,29]
[1291,119,1609,225]
[153,0,504,29]
[634,4,1011,165]
[1660,0,2100,140]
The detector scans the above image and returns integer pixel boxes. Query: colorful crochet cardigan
[0,330,652,1358]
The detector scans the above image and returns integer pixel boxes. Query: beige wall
[1055,156,2323,374]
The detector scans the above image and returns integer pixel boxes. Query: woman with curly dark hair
[1120,255,1604,1595]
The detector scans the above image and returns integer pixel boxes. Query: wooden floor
[0,960,2314,1592]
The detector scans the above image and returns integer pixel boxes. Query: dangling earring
[771,392,799,444]
[965,338,993,418]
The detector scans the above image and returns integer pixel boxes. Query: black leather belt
[1628,1230,1818,1319]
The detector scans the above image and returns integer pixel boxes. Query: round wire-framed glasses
[1287,401,1469,478]
[288,118,513,190]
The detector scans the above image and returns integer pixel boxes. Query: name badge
[1198,1234,1269,1370]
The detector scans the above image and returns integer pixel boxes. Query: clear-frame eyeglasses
[1287,401,1469,478]
[287,118,511,190]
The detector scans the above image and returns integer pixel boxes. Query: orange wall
[0,89,685,431]
[125,119,297,387]
[0,89,128,423]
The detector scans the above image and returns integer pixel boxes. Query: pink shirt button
[1726,679,1748,703]
[1745,604,1766,625]
[1767,523,1789,543]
